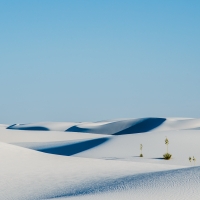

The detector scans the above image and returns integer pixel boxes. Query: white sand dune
[7,129,200,166]
[55,167,200,200]
[0,129,106,143]
[7,118,200,135]
[0,142,182,200]
[6,122,79,131]
[1,117,200,199]
[74,130,200,166]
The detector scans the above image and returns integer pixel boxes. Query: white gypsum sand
[0,117,200,199]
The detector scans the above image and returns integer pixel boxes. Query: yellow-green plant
[163,137,172,160]
[193,156,196,166]
[189,157,192,166]
[140,144,143,157]
[165,137,169,152]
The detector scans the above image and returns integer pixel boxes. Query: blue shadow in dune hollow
[114,118,166,135]
[7,124,49,131]
[66,118,166,135]
[66,126,90,132]
[38,137,110,156]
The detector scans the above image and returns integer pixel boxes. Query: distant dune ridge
[7,117,200,134]
[1,117,200,199]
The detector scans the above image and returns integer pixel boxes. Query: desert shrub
[193,156,196,166]
[163,153,172,160]
[189,157,192,165]
[163,137,172,160]
[189,156,196,166]
[140,144,143,157]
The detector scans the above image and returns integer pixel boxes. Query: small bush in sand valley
[193,156,196,166]
[163,153,172,160]
[140,144,143,157]
[189,157,192,165]
[163,137,172,160]
[189,156,196,166]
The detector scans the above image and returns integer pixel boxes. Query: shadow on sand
[65,118,166,135]
[114,118,166,135]
[38,137,110,156]
[7,124,49,131]
[66,126,90,133]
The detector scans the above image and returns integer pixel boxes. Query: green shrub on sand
[163,137,172,160]
[163,153,172,160]
[140,144,143,157]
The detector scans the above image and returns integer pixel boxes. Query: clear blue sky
[0,0,200,124]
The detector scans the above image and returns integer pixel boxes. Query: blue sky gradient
[0,0,200,123]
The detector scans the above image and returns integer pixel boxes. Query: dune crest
[7,117,200,134]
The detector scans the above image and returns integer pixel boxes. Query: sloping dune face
[0,142,199,200]
[1,118,200,199]
[66,118,200,134]
[7,118,200,134]
[57,167,200,200]
[0,142,182,200]
[66,118,166,134]
[7,122,79,131]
